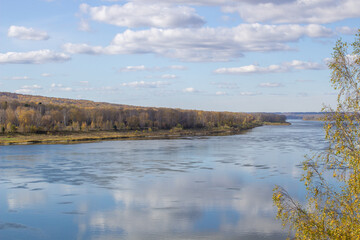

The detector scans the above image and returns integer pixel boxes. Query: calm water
[0,120,326,240]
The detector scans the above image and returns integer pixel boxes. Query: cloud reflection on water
[83,172,287,239]
[0,120,325,239]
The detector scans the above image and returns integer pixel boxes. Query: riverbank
[0,122,290,145]
[0,129,249,145]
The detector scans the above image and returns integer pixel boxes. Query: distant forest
[0,92,286,134]
[280,112,325,120]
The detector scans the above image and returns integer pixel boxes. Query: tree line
[0,92,286,134]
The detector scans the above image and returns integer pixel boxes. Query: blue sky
[0,0,359,112]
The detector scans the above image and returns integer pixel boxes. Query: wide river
[0,120,326,240]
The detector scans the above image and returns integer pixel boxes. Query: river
[0,120,327,240]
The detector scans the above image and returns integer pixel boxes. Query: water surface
[0,120,326,239]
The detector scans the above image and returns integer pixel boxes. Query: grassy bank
[0,129,241,145]
[0,122,291,146]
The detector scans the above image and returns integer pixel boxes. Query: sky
[0,0,359,112]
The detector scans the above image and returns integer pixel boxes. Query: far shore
[0,122,290,146]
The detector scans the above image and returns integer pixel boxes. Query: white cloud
[325,54,359,71]
[336,26,358,35]
[41,73,51,77]
[62,43,103,55]
[15,85,42,94]
[0,50,70,64]
[15,89,34,94]
[183,87,196,93]
[283,60,324,70]
[131,0,290,5]
[63,24,333,62]
[119,65,147,72]
[79,19,91,32]
[169,65,187,70]
[215,64,285,74]
[122,81,170,88]
[3,76,31,80]
[50,83,73,91]
[80,3,205,28]
[161,74,177,79]
[239,91,261,96]
[214,60,324,74]
[8,25,49,41]
[259,82,283,88]
[223,0,360,24]
[119,65,187,72]
[216,91,227,95]
[22,84,42,89]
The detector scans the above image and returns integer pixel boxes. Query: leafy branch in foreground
[273,30,360,239]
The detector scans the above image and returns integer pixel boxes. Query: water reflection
[85,174,286,240]
[0,120,325,239]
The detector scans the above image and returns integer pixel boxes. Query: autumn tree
[273,31,360,239]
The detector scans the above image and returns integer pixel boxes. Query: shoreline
[0,122,290,146]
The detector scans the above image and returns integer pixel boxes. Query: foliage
[0,92,286,134]
[273,30,360,239]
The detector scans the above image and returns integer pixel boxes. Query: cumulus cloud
[214,60,324,74]
[119,65,187,72]
[3,76,31,80]
[63,24,333,62]
[259,82,283,88]
[336,26,358,35]
[131,0,360,26]
[50,83,73,92]
[169,65,187,70]
[183,87,197,93]
[283,60,324,70]
[324,54,358,68]
[8,25,49,41]
[161,74,177,79]
[215,64,284,74]
[78,19,91,32]
[22,84,42,89]
[215,91,227,95]
[80,3,205,28]
[239,91,261,96]
[122,81,170,88]
[119,65,147,72]
[15,89,33,94]
[0,50,70,64]
[223,0,360,24]
[15,85,42,94]
[62,43,103,55]
[131,0,291,5]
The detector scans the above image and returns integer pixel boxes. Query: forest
[0,92,286,134]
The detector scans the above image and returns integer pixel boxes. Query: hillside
[0,92,286,135]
